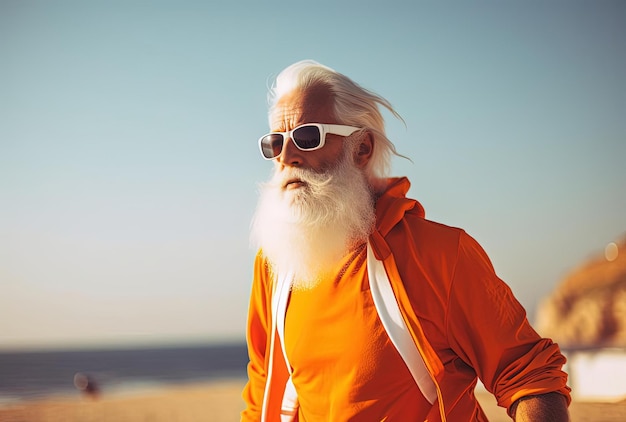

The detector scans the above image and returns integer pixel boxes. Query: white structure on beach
[565,348,626,402]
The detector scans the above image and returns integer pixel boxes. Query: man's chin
[282,186,309,207]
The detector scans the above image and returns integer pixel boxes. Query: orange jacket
[242,177,570,421]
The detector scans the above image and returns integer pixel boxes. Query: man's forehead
[271,86,335,130]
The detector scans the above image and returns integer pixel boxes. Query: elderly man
[242,60,570,421]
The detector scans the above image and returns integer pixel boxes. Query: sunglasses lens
[260,134,284,159]
[292,125,321,150]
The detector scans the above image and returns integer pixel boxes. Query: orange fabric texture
[241,177,571,421]
[285,244,430,420]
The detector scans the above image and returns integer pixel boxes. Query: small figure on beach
[73,372,100,399]
[241,60,571,421]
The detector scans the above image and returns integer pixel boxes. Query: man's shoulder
[394,213,492,273]
[401,212,466,246]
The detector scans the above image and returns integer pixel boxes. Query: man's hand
[511,392,569,421]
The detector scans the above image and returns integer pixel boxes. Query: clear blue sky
[1,0,624,350]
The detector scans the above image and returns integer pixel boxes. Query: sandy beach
[1,378,625,422]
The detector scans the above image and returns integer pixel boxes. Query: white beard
[250,153,376,290]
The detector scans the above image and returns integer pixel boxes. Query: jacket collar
[369,177,425,260]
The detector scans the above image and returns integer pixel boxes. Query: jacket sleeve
[445,231,571,411]
[241,252,273,421]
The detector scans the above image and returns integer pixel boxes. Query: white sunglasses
[258,123,362,160]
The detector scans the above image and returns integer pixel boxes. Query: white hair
[251,148,375,288]
[267,60,406,188]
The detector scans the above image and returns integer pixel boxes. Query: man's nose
[277,137,303,167]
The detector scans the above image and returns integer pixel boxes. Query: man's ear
[353,131,374,169]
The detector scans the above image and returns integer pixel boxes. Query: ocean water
[0,342,249,406]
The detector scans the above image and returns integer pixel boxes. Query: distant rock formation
[535,235,626,348]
